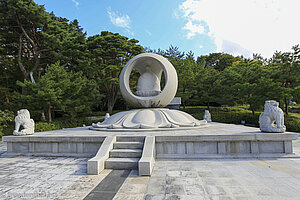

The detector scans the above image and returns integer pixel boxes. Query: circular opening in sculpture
[119,53,178,108]
[129,69,166,97]
[127,56,167,98]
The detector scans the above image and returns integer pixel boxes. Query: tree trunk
[107,86,119,113]
[107,100,113,113]
[21,87,27,95]
[252,109,255,116]
[48,105,52,123]
[207,102,210,110]
[41,111,46,122]
[284,98,289,115]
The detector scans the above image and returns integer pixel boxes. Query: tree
[87,31,143,113]
[0,0,87,83]
[269,45,300,114]
[194,64,221,109]
[218,59,277,115]
[177,51,197,109]
[0,0,52,81]
[16,62,90,122]
[198,53,240,71]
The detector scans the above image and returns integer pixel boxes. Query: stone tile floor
[0,141,110,200]
[146,158,300,200]
[1,139,300,200]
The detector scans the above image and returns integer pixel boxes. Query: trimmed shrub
[35,117,99,132]
[184,106,300,132]
[0,110,14,136]
[35,122,61,132]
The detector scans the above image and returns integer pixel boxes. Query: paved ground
[1,139,300,200]
[146,158,300,200]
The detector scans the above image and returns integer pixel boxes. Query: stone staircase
[105,136,145,170]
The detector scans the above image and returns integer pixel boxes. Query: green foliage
[217,59,278,112]
[184,106,300,132]
[35,122,60,132]
[194,65,221,108]
[34,117,98,132]
[15,62,92,122]
[198,53,240,71]
[1,0,300,133]
[87,31,143,112]
[269,45,300,114]
[285,115,300,132]
[0,110,14,136]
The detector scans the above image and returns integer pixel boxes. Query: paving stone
[205,185,227,196]
[181,170,197,178]
[84,170,130,200]
[0,151,106,200]
[166,185,185,195]
[2,138,300,200]
[184,184,205,195]
[113,193,145,200]
[144,194,165,200]
[167,170,181,177]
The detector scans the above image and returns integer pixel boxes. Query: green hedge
[184,106,300,132]
[2,107,299,139]
[1,112,115,138]
[35,117,99,132]
[0,110,14,138]
[34,110,123,132]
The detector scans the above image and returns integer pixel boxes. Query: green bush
[0,110,14,136]
[35,117,99,132]
[184,106,300,132]
[285,115,300,132]
[35,122,61,132]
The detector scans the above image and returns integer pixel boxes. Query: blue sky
[34,0,300,59]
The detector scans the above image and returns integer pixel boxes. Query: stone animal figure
[259,100,286,133]
[104,113,110,120]
[13,109,35,136]
[203,110,212,123]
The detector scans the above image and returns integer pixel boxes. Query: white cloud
[107,10,131,29]
[183,21,205,39]
[222,40,252,57]
[173,10,180,19]
[145,30,152,36]
[179,0,300,58]
[71,0,79,8]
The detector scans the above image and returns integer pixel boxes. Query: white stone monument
[13,109,35,136]
[259,100,286,133]
[104,113,110,120]
[91,53,208,130]
[203,110,212,123]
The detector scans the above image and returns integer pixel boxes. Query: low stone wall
[4,136,105,157]
[155,134,298,159]
[3,132,298,159]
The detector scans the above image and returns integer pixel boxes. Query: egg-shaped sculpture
[119,53,178,108]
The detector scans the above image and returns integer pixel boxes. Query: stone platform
[3,123,298,158]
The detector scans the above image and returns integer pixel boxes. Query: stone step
[113,142,144,149]
[105,158,140,169]
[110,149,142,158]
[116,136,145,142]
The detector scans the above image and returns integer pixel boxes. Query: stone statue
[259,100,286,133]
[91,53,208,130]
[13,109,35,136]
[104,113,110,120]
[135,66,161,97]
[203,110,212,123]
